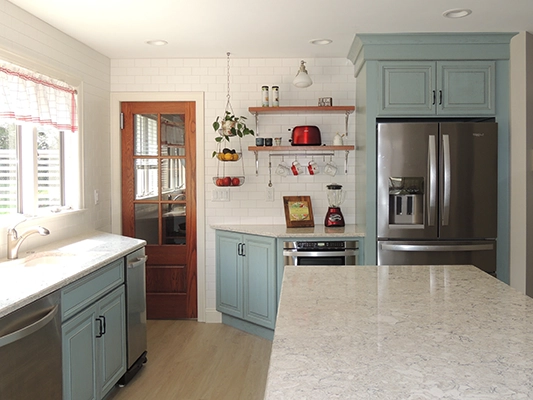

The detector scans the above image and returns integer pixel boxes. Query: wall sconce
[293,60,313,88]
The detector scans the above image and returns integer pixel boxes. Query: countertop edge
[211,224,366,238]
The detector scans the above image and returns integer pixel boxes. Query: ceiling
[7,0,533,59]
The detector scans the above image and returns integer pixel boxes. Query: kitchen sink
[22,251,77,267]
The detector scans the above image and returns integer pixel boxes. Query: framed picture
[283,196,315,228]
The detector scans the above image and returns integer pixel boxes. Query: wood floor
[106,320,272,400]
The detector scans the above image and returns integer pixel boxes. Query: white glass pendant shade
[293,60,312,88]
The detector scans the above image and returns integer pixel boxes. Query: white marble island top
[265,265,533,399]
[0,231,145,318]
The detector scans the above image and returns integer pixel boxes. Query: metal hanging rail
[250,149,351,176]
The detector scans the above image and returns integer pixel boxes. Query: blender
[325,183,346,227]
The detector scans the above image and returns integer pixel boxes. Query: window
[0,121,68,215]
[0,60,80,216]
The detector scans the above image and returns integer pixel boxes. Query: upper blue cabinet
[379,60,495,116]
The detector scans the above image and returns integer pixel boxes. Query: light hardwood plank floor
[106,320,272,400]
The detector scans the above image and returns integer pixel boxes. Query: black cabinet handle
[432,90,436,105]
[100,315,106,335]
[439,90,443,105]
[237,242,246,256]
[95,316,106,337]
[96,317,103,338]
[241,243,246,257]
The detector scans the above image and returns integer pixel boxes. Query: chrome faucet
[7,221,50,259]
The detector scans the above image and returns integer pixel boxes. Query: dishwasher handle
[127,255,148,269]
[0,305,58,348]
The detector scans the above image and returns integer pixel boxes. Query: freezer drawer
[377,240,496,275]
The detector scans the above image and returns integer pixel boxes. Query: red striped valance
[0,60,78,132]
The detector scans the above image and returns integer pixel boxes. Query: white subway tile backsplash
[109,54,356,310]
[134,59,151,67]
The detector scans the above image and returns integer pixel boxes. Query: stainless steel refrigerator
[376,121,498,275]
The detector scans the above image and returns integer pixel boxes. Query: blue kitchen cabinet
[62,260,126,400]
[379,61,495,116]
[216,230,276,339]
[216,231,242,318]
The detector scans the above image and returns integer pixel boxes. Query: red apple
[223,177,231,186]
[216,178,224,186]
[232,177,241,186]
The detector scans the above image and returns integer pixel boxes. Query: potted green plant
[212,111,254,158]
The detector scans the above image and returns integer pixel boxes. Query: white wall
[110,58,357,318]
[509,32,533,294]
[0,0,111,256]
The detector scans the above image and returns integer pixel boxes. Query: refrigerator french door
[376,122,498,274]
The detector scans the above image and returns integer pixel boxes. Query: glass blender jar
[325,183,346,227]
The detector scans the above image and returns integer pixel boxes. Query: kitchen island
[265,265,533,399]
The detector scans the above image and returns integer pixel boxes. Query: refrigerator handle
[427,135,437,226]
[442,134,451,226]
[380,243,494,252]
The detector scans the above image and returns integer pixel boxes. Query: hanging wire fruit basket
[212,52,250,186]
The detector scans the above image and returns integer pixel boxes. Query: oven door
[283,249,358,266]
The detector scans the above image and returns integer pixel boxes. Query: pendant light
[293,60,313,88]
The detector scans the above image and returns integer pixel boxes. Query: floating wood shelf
[248,106,355,114]
[248,145,354,152]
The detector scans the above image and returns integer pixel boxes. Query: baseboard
[204,308,222,323]
[221,314,274,341]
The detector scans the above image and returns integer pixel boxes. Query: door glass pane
[162,203,186,245]
[134,114,158,156]
[161,158,186,195]
[161,114,185,156]
[135,203,159,244]
[135,159,158,200]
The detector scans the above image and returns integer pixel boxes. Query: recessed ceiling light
[442,8,472,18]
[146,40,168,46]
[310,39,333,45]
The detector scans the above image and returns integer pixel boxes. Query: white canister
[271,86,279,107]
[262,86,269,107]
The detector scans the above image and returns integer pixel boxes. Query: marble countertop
[0,231,145,318]
[211,224,365,238]
[265,265,533,399]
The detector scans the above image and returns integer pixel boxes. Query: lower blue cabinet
[61,261,126,400]
[216,231,277,333]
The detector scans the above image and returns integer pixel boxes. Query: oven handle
[282,250,358,257]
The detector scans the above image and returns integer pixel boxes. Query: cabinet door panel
[438,61,495,115]
[243,235,276,329]
[62,307,97,400]
[98,286,126,398]
[379,61,435,115]
[216,231,243,317]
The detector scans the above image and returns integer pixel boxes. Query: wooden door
[121,101,197,319]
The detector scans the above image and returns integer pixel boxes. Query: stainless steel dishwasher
[0,290,62,399]
[119,248,148,386]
